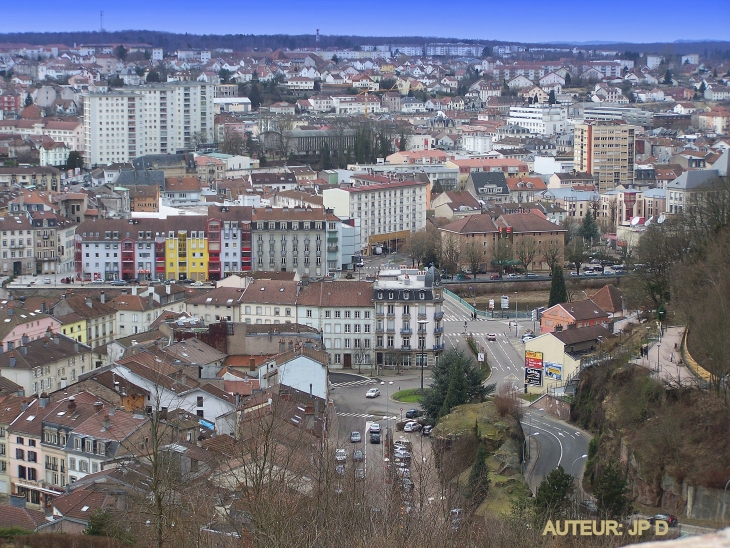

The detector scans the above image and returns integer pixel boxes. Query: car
[486,333,497,341]
[490,274,501,280]
[91,279,105,284]
[350,431,361,443]
[507,273,519,278]
[335,449,347,462]
[147,279,160,285]
[355,468,366,480]
[649,514,678,527]
[455,273,468,281]
[585,271,597,276]
[43,277,52,284]
[335,464,346,475]
[356,260,365,268]
[394,449,411,460]
[522,334,536,343]
[401,478,415,491]
[527,273,539,278]
[570,272,580,277]
[110,280,128,286]
[370,432,381,444]
[422,425,434,436]
[394,439,412,451]
[405,409,423,419]
[403,421,421,433]
[191,281,205,287]
[369,423,381,433]
[353,449,364,462]
[396,467,411,478]
[366,388,380,398]
[180,278,195,284]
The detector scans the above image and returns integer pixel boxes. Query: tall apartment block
[82,83,214,168]
[574,122,635,192]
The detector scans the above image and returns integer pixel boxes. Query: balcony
[400,328,412,336]
[375,312,384,319]
[434,326,444,335]
[401,345,412,351]
[375,326,384,334]
[433,343,445,351]
[418,313,428,320]
[327,245,338,252]
[386,326,396,334]
[434,311,444,321]
[45,463,59,471]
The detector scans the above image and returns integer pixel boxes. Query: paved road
[521,407,591,495]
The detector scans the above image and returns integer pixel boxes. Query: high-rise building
[574,122,636,192]
[82,83,214,168]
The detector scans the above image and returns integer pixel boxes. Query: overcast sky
[1,0,727,44]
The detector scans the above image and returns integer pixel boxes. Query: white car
[335,449,347,462]
[366,388,380,398]
[191,281,205,287]
[403,421,421,433]
[369,423,381,434]
[486,333,497,341]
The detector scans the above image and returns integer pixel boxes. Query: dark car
[110,280,128,286]
[422,425,433,436]
[181,278,195,284]
[370,432,381,444]
[649,514,678,527]
[490,274,502,280]
[405,409,423,419]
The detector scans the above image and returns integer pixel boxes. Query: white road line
[524,419,565,467]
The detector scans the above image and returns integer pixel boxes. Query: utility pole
[100,11,104,32]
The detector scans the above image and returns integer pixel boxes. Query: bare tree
[404,228,438,269]
[440,232,461,275]
[220,126,246,156]
[492,238,512,275]
[463,241,481,279]
[514,239,539,275]
[540,240,562,271]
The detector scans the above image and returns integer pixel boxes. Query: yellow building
[59,316,87,344]
[165,225,209,281]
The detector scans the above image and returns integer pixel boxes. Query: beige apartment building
[574,122,636,192]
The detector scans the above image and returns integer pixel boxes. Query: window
[16,448,24,460]
[325,310,331,318]
[27,451,37,463]
[307,310,312,318]
[197,397,204,407]
[387,336,394,348]
[85,439,93,453]
[28,467,37,481]
[80,460,88,472]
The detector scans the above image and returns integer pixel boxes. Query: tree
[663,69,672,84]
[548,89,556,104]
[514,239,539,275]
[548,265,568,306]
[145,70,160,82]
[566,238,585,275]
[65,150,83,171]
[259,153,268,166]
[467,443,490,503]
[463,241,481,280]
[534,466,574,521]
[24,93,33,106]
[492,237,512,275]
[115,45,127,60]
[440,232,461,276]
[218,68,232,83]
[108,76,124,88]
[593,461,633,518]
[247,82,262,109]
[564,72,571,85]
[540,240,562,272]
[406,228,439,269]
[579,210,600,243]
[221,127,246,156]
[320,141,332,170]
[420,349,493,421]
[84,508,134,545]
[331,54,339,64]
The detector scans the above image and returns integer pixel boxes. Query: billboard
[501,295,510,309]
[545,362,563,381]
[525,350,543,387]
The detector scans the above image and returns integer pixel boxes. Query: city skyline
[1,0,727,45]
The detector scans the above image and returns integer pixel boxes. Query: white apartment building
[507,105,568,136]
[330,95,383,115]
[82,82,214,167]
[372,266,445,370]
[323,180,428,254]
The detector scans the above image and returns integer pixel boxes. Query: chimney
[74,342,79,353]
[45,327,52,338]
[7,304,13,316]
[149,292,154,307]
[85,297,93,308]
[108,407,115,416]
[102,414,111,429]
[100,291,106,304]
[20,345,28,355]
[166,284,171,295]
[249,357,256,371]
[94,401,104,413]
[21,333,29,345]
[54,333,60,345]
[67,396,76,411]
[132,286,137,296]
[9,352,16,367]
[41,301,47,314]
[20,399,29,411]
[39,393,50,408]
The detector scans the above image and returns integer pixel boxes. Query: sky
[1,0,728,44]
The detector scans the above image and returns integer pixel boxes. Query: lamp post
[571,454,589,476]
[657,343,661,374]
[380,380,394,422]
[417,319,428,392]
[723,477,730,524]
[514,292,518,337]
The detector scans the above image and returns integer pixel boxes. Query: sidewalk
[633,325,696,387]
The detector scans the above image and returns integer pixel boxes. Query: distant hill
[0,30,728,56]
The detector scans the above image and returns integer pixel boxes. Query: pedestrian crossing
[336,412,398,420]
[330,379,376,388]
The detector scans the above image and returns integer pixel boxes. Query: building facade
[574,122,636,192]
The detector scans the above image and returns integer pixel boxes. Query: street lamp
[571,454,588,476]
[380,380,394,422]
[514,292,518,337]
[657,343,661,374]
[417,319,428,392]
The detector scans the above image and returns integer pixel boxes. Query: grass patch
[518,393,541,402]
[392,388,422,403]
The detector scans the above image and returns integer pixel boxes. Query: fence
[444,288,534,319]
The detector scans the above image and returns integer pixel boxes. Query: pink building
[0,302,62,352]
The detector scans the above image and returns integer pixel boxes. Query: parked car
[335,449,347,462]
[507,273,519,278]
[191,281,205,287]
[490,274,501,280]
[394,439,412,451]
[350,431,361,443]
[486,333,497,341]
[455,273,468,281]
[649,514,678,527]
[335,464,346,475]
[522,334,536,343]
[181,278,195,284]
[355,468,366,480]
[369,423,381,434]
[370,432,381,444]
[396,467,410,478]
[91,279,105,284]
[422,425,434,436]
[405,409,423,419]
[394,448,412,460]
[353,449,364,462]
[43,277,52,284]
[403,421,421,433]
[366,388,380,398]
[570,272,580,277]
[401,478,415,491]
[110,280,128,286]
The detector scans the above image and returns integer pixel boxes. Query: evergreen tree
[663,69,672,84]
[564,72,571,85]
[439,359,466,418]
[259,153,267,167]
[247,83,262,109]
[398,132,407,151]
[320,141,332,170]
[594,461,633,518]
[24,93,33,106]
[549,265,568,306]
[534,465,574,520]
[579,210,600,242]
[65,150,83,171]
[467,443,490,503]
[431,180,444,195]
[548,90,557,104]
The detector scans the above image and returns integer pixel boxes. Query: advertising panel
[545,361,563,381]
[525,350,543,387]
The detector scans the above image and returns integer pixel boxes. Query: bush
[493,385,521,418]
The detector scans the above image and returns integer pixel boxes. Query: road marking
[331,379,376,388]
[523,416,565,467]
[337,412,375,418]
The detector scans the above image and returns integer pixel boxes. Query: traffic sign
[477,352,485,362]
[489,299,495,309]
